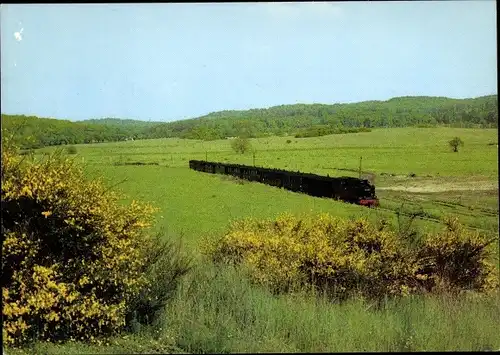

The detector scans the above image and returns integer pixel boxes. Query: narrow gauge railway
[189,160,379,207]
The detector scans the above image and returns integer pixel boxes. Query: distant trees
[295,126,371,138]
[1,115,156,150]
[146,95,498,141]
[2,94,498,150]
[449,137,464,152]
[231,136,251,154]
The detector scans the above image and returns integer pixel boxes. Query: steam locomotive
[189,160,379,207]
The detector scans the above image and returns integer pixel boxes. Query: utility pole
[359,156,362,179]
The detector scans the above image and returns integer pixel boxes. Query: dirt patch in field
[378,180,498,193]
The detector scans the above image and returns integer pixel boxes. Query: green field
[37,127,498,248]
[18,127,500,353]
[56,127,498,177]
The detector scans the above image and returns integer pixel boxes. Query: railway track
[375,203,497,234]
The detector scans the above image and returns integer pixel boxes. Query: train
[189,160,379,207]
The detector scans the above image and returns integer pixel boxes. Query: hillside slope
[146,95,498,139]
[2,95,497,149]
[1,115,163,149]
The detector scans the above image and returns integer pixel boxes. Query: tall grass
[3,334,185,355]
[7,261,500,354]
[162,263,500,353]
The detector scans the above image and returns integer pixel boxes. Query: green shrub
[230,136,251,154]
[66,145,77,154]
[448,136,464,152]
[1,138,190,346]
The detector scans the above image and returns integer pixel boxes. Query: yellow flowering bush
[1,138,171,346]
[415,216,498,293]
[207,213,498,301]
[207,213,413,300]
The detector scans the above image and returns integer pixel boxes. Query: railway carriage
[189,160,379,207]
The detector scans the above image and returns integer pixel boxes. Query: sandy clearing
[378,181,499,193]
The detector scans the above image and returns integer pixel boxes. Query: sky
[1,2,497,122]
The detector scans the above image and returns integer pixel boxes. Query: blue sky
[1,2,497,122]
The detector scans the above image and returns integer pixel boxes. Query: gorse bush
[1,137,190,346]
[415,217,498,293]
[206,213,413,300]
[206,213,498,301]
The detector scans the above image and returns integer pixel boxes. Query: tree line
[2,95,497,149]
[146,94,498,140]
[0,115,160,149]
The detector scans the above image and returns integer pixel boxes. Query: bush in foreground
[416,217,498,293]
[206,213,498,301]
[1,139,190,346]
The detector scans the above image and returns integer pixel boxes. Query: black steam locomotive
[189,160,379,207]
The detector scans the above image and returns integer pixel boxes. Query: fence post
[206,151,208,162]
[359,156,362,179]
[253,151,256,166]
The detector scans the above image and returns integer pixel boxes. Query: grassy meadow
[16,127,499,353]
[55,127,498,178]
[37,127,498,247]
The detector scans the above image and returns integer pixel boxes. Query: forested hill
[1,115,163,149]
[2,95,498,149]
[146,95,498,140]
[82,118,161,127]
